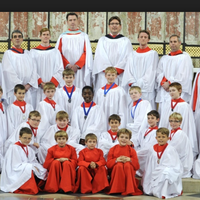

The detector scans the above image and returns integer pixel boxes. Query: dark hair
[108,114,121,123]
[14,84,26,93]
[82,86,94,94]
[109,16,121,25]
[12,30,23,38]
[19,127,32,136]
[138,30,150,39]
[147,110,160,119]
[156,127,169,137]
[66,12,78,20]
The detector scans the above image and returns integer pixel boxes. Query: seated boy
[43,130,77,193]
[73,133,109,194]
[159,82,198,160]
[4,111,43,158]
[141,127,183,199]
[98,114,121,160]
[1,127,47,194]
[126,86,152,147]
[168,112,193,178]
[55,68,83,122]
[94,66,128,129]
[106,128,143,196]
[71,86,106,145]
[6,84,34,137]
[36,82,62,135]
[39,110,84,164]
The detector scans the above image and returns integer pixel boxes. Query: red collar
[108,129,118,141]
[133,99,142,106]
[13,100,26,106]
[101,83,118,90]
[171,98,185,103]
[57,125,68,132]
[109,33,119,38]
[63,85,76,93]
[81,101,96,108]
[136,46,151,53]
[153,143,168,152]
[15,141,28,157]
[26,121,38,137]
[169,49,183,56]
[44,97,56,106]
[34,44,52,50]
[11,46,24,53]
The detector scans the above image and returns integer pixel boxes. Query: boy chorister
[36,82,62,135]
[98,114,120,160]
[159,82,198,160]
[106,128,143,196]
[55,68,83,122]
[126,86,152,147]
[71,86,106,145]
[43,130,77,193]
[1,127,47,194]
[168,112,193,178]
[141,127,183,199]
[94,67,128,129]
[73,133,109,194]
[39,111,84,164]
[6,84,34,137]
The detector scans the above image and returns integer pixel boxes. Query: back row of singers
[0,12,194,112]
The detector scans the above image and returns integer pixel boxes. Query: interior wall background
[0,11,200,69]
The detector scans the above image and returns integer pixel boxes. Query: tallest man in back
[56,12,93,88]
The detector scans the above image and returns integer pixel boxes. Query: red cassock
[43,144,77,193]
[106,144,143,196]
[73,148,109,194]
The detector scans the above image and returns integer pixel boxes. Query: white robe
[55,31,93,88]
[54,86,83,122]
[6,103,34,137]
[126,100,152,147]
[141,143,183,199]
[168,129,193,178]
[1,49,38,105]
[190,69,200,152]
[0,101,8,143]
[94,85,128,130]
[155,52,193,104]
[159,100,198,157]
[36,100,62,135]
[1,142,47,193]
[122,50,159,110]
[38,124,84,164]
[92,36,133,92]
[30,47,64,108]
[71,102,107,140]
[192,154,200,179]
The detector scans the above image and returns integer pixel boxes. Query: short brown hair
[56,111,69,120]
[62,68,75,78]
[43,82,56,92]
[138,30,150,39]
[109,16,121,25]
[19,127,32,137]
[54,130,68,141]
[108,114,121,123]
[105,66,117,75]
[169,82,182,93]
[85,133,97,142]
[14,84,26,93]
[117,128,132,139]
[66,12,78,20]
[147,110,160,119]
[156,127,169,137]
[28,110,41,119]
[39,28,50,36]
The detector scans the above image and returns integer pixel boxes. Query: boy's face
[19,133,32,146]
[85,139,97,150]
[169,118,181,130]
[138,32,149,47]
[44,89,56,100]
[82,89,94,103]
[105,72,117,84]
[56,136,67,147]
[14,89,26,101]
[147,115,159,127]
[56,118,69,128]
[117,133,130,146]
[108,119,121,132]
[0,91,3,99]
[63,75,75,86]
[28,116,41,128]
[169,87,181,100]
[156,132,169,146]
[129,89,142,102]
[40,31,51,44]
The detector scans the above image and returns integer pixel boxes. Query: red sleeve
[160,76,171,86]
[77,150,90,168]
[75,42,86,69]
[129,147,140,170]
[106,146,117,169]
[38,78,43,86]
[43,148,55,171]
[50,77,59,87]
[115,67,124,75]
[57,37,70,69]
[95,149,106,167]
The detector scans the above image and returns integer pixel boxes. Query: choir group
[0,12,200,199]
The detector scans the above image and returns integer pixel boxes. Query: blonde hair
[129,86,141,93]
[28,110,41,119]
[117,128,132,139]
[169,112,182,123]
[62,68,75,78]
[40,28,50,36]
[43,82,56,92]
[54,130,68,141]
[105,66,117,75]
[156,127,169,137]
[56,111,69,120]
[85,133,97,142]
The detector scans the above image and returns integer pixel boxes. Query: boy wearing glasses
[1,29,38,105]
[92,16,133,92]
